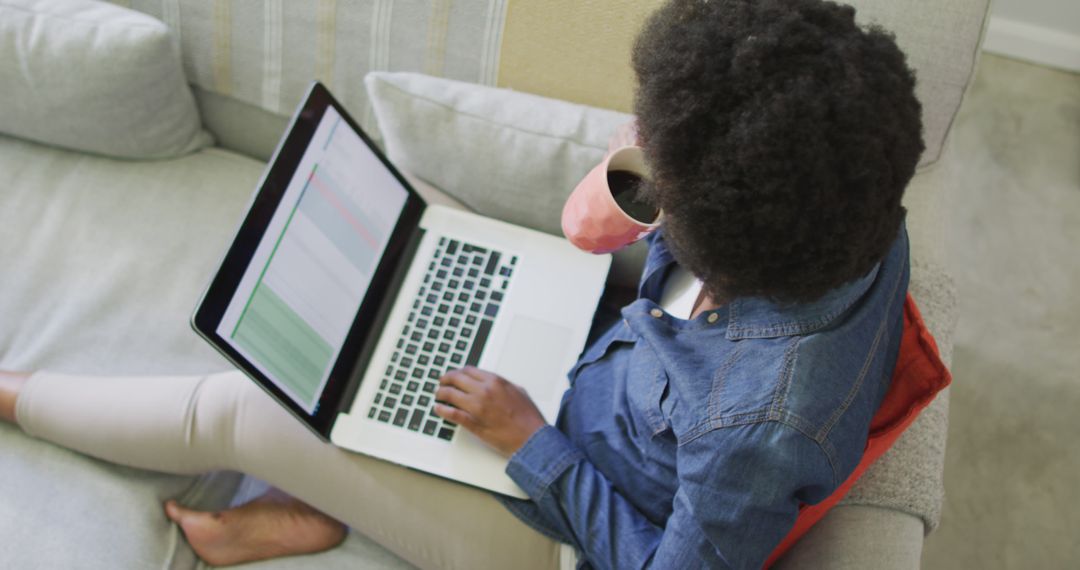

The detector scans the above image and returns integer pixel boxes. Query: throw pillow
[0,0,211,159]
[365,71,631,238]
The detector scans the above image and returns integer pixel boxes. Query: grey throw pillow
[365,71,631,238]
[0,0,211,159]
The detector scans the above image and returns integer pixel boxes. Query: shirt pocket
[626,348,671,437]
[568,319,638,382]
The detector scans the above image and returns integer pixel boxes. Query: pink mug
[561,145,662,254]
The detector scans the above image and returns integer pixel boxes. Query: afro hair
[632,0,924,303]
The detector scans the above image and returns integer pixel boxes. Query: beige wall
[497,0,666,113]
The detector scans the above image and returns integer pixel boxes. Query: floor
[920,54,1080,568]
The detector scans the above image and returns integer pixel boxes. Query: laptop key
[368,407,377,419]
[466,319,494,366]
[423,420,437,435]
[437,428,455,441]
[484,252,501,275]
[393,409,408,427]
[402,394,414,407]
[378,411,391,423]
[407,381,419,393]
[408,409,425,431]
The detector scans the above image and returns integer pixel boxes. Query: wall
[984,0,1080,72]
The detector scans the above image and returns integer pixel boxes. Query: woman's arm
[436,368,837,569]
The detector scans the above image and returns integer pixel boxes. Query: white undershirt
[660,266,704,319]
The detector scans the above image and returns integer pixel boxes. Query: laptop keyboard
[367,237,517,441]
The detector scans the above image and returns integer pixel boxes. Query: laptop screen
[216,105,409,413]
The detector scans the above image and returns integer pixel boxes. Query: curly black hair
[632,0,924,304]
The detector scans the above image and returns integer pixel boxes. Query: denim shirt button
[649,308,664,318]
[707,312,720,324]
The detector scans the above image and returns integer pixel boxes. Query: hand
[434,367,547,457]
[608,119,640,152]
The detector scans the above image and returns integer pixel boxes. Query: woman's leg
[10,370,560,570]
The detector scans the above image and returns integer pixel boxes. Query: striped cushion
[106,0,986,168]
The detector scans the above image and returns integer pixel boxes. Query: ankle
[0,371,31,424]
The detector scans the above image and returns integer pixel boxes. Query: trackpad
[496,316,572,404]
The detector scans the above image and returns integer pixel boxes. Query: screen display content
[217,106,408,412]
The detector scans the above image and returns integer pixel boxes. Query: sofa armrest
[774,505,924,569]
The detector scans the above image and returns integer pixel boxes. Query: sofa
[0,0,988,568]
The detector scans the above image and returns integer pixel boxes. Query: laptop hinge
[335,225,426,418]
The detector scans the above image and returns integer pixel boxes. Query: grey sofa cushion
[0,134,259,567]
[0,0,211,159]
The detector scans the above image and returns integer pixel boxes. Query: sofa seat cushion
[0,133,422,569]
[0,134,261,568]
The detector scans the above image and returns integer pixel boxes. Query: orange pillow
[764,294,952,568]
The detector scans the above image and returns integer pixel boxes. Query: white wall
[984,0,1080,73]
[994,0,1080,36]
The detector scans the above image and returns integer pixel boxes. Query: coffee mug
[561,145,662,254]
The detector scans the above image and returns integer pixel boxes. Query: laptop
[192,82,610,498]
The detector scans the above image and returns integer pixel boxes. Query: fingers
[435,383,475,412]
[435,367,501,427]
[433,403,475,428]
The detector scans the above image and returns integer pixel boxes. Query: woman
[0,1,924,568]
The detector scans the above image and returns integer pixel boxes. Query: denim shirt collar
[636,229,879,340]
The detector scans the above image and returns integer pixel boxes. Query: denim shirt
[498,226,910,569]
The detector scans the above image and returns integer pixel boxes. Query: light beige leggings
[15,370,561,570]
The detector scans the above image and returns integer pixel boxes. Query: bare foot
[164,488,347,566]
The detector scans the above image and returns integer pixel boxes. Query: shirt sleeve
[506,422,836,569]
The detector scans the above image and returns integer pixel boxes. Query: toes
[164,500,202,525]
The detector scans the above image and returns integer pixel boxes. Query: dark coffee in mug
[608,170,658,224]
